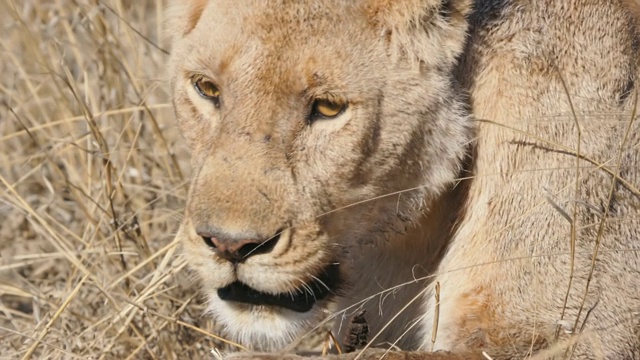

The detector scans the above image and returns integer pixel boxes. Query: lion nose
[196,229,281,263]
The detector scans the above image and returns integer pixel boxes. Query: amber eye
[311,98,347,120]
[192,76,221,106]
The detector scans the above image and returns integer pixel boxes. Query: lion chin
[200,260,342,351]
[205,286,332,351]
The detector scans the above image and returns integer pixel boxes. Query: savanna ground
[0,1,251,358]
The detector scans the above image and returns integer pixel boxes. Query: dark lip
[217,263,341,313]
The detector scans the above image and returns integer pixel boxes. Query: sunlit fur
[167,0,640,358]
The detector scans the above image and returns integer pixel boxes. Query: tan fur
[167,1,640,359]
[164,0,207,38]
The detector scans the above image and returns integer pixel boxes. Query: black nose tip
[196,229,282,263]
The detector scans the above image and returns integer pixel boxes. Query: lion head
[167,0,472,351]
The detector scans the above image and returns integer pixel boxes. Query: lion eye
[192,76,221,106]
[311,98,347,119]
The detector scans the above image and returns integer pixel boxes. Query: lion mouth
[217,263,341,313]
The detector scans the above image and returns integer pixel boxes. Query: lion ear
[364,0,473,67]
[164,0,208,45]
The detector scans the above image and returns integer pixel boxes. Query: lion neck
[331,165,472,349]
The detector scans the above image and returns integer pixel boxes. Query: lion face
[168,0,471,350]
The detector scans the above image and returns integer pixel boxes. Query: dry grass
[0,1,228,358]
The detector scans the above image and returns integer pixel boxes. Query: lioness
[166,0,640,358]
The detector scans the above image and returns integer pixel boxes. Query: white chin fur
[206,293,327,351]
